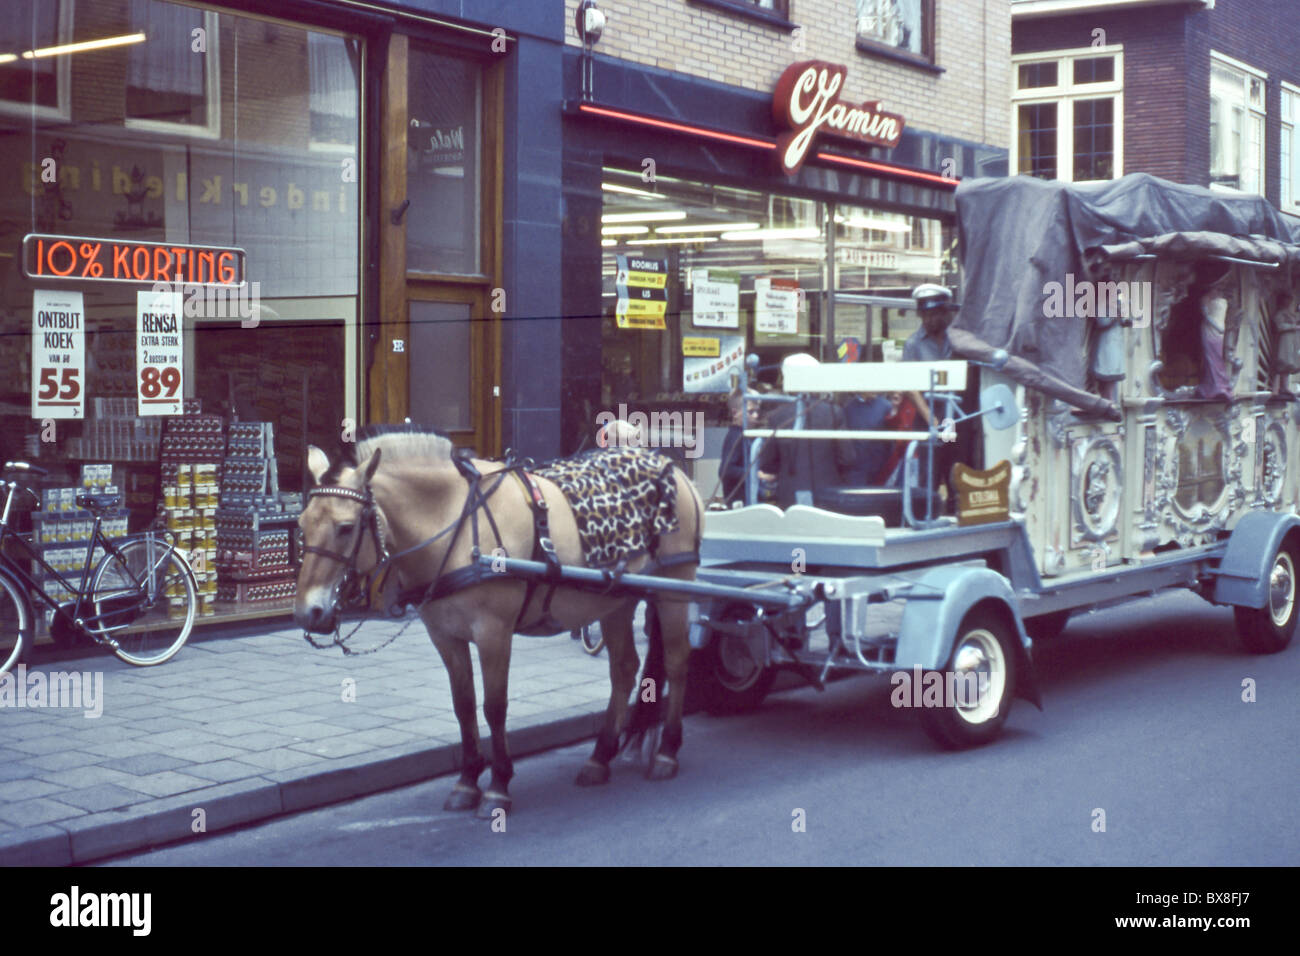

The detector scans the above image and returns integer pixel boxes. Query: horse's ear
[362,447,382,482]
[307,445,330,484]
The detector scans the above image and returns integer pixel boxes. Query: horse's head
[294,444,388,634]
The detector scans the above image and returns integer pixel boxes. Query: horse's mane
[357,424,455,463]
[320,424,456,484]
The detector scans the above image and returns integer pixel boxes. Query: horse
[293,426,704,819]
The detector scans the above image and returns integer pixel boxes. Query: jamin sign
[136,289,184,416]
[31,290,85,420]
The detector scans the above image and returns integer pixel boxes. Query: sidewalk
[0,613,627,865]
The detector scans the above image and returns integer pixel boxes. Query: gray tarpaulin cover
[951,172,1300,401]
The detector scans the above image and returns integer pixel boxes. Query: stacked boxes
[215,422,301,607]
[66,399,163,462]
[160,414,225,464]
[157,463,219,616]
[31,465,123,621]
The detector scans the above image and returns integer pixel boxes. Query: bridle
[299,483,393,651]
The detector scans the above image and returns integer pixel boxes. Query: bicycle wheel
[580,623,605,655]
[90,536,196,666]
[0,571,32,675]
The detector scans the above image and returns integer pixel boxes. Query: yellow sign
[622,269,667,289]
[682,337,721,357]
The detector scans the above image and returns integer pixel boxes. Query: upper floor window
[1210,53,1266,195]
[1011,47,1123,183]
[1282,85,1300,214]
[856,0,933,62]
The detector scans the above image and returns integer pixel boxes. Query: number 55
[38,367,80,400]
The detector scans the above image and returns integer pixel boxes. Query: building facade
[1012,0,1300,216]
[0,0,1012,627]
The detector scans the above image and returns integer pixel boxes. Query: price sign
[31,290,85,419]
[136,289,184,416]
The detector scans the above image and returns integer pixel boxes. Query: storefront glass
[598,166,953,410]
[1,0,361,622]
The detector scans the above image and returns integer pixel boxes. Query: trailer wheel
[1233,544,1299,654]
[917,611,1016,750]
[690,606,776,716]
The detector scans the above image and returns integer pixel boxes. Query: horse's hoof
[475,791,512,820]
[443,784,482,812]
[646,754,679,781]
[575,760,611,787]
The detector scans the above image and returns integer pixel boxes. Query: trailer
[685,173,1300,747]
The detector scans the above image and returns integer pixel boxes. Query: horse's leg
[429,633,486,811]
[474,629,515,820]
[647,596,691,781]
[576,601,639,786]
[619,601,664,766]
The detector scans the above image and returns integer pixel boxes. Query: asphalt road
[103,591,1299,866]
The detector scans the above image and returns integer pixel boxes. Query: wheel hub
[951,628,1006,725]
[1268,553,1295,627]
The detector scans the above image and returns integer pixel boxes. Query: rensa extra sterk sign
[772,61,905,176]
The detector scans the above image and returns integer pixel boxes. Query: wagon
[492,172,1300,749]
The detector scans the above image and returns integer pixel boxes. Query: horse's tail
[619,601,664,750]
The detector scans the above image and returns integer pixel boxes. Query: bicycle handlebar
[3,461,49,478]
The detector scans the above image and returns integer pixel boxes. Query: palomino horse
[293,427,703,818]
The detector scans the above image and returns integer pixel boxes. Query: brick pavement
[0,613,629,865]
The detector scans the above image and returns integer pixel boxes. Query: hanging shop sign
[615,253,668,329]
[22,234,246,287]
[136,289,184,417]
[31,290,85,420]
[684,336,745,394]
[772,61,905,176]
[755,277,802,334]
[690,268,740,328]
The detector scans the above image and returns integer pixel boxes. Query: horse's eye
[337,523,356,537]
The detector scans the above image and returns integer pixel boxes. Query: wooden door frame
[369,32,503,455]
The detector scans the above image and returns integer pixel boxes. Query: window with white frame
[1011,47,1123,183]
[1209,53,1265,195]
[1282,85,1300,214]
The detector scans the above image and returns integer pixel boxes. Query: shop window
[0,0,72,121]
[1210,54,1265,195]
[124,0,220,136]
[856,0,933,63]
[596,167,947,424]
[406,47,481,275]
[1012,47,1123,183]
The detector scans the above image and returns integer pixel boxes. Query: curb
[0,708,607,866]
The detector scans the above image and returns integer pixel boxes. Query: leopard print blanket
[533,446,680,569]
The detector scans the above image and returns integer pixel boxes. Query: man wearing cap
[899,284,959,504]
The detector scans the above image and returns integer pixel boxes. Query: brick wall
[1016,1,1300,202]
[563,0,1010,148]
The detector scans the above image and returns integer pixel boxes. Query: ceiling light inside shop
[21,32,146,59]
[626,236,718,246]
[0,54,16,64]
[601,239,616,246]
[602,183,664,199]
[601,225,650,236]
[720,227,820,241]
[835,215,911,233]
[655,222,760,234]
[601,211,688,224]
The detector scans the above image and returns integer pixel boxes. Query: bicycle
[0,460,198,674]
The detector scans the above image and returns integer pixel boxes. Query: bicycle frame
[0,493,169,638]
